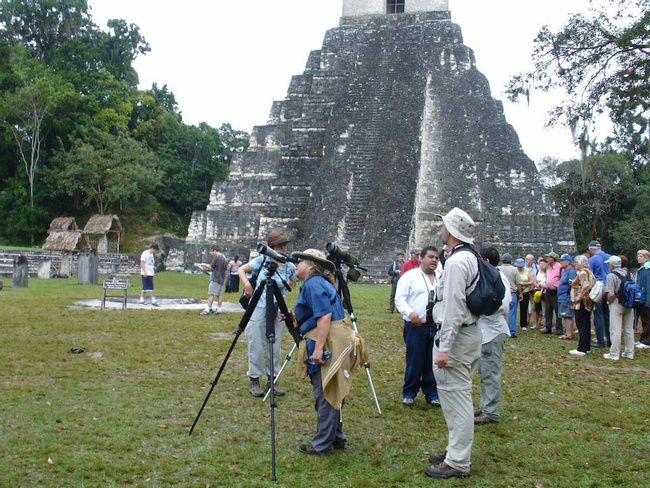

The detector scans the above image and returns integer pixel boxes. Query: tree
[542,153,634,249]
[507,0,650,165]
[49,129,161,214]
[0,44,76,208]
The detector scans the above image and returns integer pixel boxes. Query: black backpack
[456,246,506,316]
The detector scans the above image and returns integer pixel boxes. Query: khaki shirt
[433,247,478,352]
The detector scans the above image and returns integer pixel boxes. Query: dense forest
[0,0,248,249]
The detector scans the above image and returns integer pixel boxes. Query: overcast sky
[89,0,597,164]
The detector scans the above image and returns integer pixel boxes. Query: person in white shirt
[139,243,159,306]
[395,246,440,407]
[475,247,511,424]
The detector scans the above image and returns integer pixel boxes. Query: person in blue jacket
[636,249,650,349]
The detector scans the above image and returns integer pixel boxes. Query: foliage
[49,129,161,214]
[0,176,49,243]
[0,277,648,487]
[507,0,650,165]
[540,153,634,250]
[0,0,248,243]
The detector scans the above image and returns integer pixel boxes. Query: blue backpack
[613,270,644,309]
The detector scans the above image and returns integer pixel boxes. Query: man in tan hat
[426,208,481,480]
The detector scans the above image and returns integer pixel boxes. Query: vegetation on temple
[0,0,248,247]
[509,0,650,255]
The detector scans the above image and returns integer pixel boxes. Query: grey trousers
[609,300,635,358]
[478,333,507,421]
[309,369,345,451]
[433,325,481,472]
[245,305,283,379]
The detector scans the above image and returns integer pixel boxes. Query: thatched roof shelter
[42,231,90,252]
[48,217,78,234]
[83,215,124,253]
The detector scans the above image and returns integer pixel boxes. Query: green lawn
[1,273,648,487]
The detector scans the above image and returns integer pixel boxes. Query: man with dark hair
[238,231,296,397]
[395,246,441,407]
[542,252,563,335]
[474,247,511,425]
[139,243,160,306]
[200,246,228,315]
[388,252,404,313]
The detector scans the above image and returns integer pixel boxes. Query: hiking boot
[474,415,498,425]
[249,377,264,397]
[298,443,332,455]
[474,408,483,417]
[266,376,285,396]
[428,450,447,464]
[425,462,470,479]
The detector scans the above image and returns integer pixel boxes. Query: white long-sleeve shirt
[477,270,511,344]
[395,267,438,322]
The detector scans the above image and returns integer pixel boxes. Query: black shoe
[428,450,447,464]
[541,329,552,334]
[510,334,517,339]
[591,342,606,349]
[333,438,346,450]
[425,462,470,479]
[555,331,564,336]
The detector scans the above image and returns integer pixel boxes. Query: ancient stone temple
[185,0,575,278]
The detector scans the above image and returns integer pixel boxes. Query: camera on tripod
[325,242,366,282]
[257,243,298,265]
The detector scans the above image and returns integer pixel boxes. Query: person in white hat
[289,248,366,455]
[604,255,635,360]
[425,208,481,480]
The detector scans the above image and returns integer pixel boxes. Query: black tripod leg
[265,281,277,481]
[274,285,302,346]
[188,284,265,435]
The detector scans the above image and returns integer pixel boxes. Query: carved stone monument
[12,256,28,288]
[77,250,99,285]
[185,1,575,278]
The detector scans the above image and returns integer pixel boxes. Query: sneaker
[139,299,145,305]
[428,450,447,464]
[474,415,498,425]
[591,342,606,349]
[402,398,414,406]
[569,349,586,357]
[216,307,223,314]
[621,352,635,360]
[151,301,159,307]
[425,462,470,479]
[603,353,619,361]
[199,309,211,316]
[522,327,528,331]
[541,329,552,334]
[429,398,441,407]
[635,343,650,349]
[249,378,264,397]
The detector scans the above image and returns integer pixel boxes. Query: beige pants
[608,300,635,358]
[432,325,482,472]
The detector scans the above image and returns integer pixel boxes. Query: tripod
[331,262,382,415]
[188,261,300,482]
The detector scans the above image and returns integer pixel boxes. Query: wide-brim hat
[514,258,525,267]
[435,208,475,245]
[291,249,335,272]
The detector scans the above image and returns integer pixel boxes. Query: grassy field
[1,273,648,487]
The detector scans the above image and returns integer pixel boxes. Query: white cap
[436,208,476,245]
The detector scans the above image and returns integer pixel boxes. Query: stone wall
[0,249,140,278]
[184,9,576,281]
[343,0,449,17]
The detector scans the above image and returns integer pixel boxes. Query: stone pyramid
[184,1,575,278]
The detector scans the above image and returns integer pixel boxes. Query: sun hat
[267,231,291,248]
[291,248,335,272]
[545,252,559,260]
[559,254,573,263]
[514,258,525,267]
[435,208,475,245]
[604,255,622,268]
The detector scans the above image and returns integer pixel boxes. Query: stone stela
[184,0,576,280]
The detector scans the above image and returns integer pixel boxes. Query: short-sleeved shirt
[140,250,155,276]
[294,274,345,336]
[498,264,522,293]
[589,251,611,282]
[249,255,296,308]
[558,267,577,304]
[545,262,562,290]
[210,253,228,284]
[606,269,626,298]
